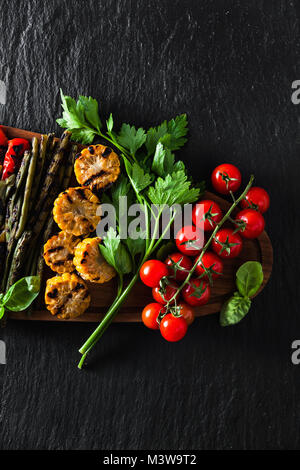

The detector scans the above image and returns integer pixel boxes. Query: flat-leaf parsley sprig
[57,90,204,368]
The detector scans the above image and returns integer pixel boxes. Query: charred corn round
[74,144,120,192]
[43,231,80,273]
[45,273,90,319]
[53,187,101,237]
[74,237,116,283]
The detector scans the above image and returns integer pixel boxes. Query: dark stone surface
[0,0,299,450]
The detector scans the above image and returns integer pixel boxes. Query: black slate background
[0,0,299,450]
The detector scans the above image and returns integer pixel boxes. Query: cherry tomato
[182,278,210,306]
[142,303,165,330]
[177,302,195,325]
[235,209,265,239]
[212,228,243,258]
[175,225,204,256]
[211,163,241,194]
[152,281,179,305]
[240,187,270,214]
[160,314,188,342]
[165,252,192,282]
[192,199,223,231]
[140,260,169,288]
[194,251,223,280]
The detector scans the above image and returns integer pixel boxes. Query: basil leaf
[236,261,263,297]
[220,293,251,326]
[3,276,40,312]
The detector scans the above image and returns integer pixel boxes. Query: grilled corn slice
[45,273,90,319]
[74,145,120,192]
[74,237,116,283]
[53,187,101,237]
[43,231,80,273]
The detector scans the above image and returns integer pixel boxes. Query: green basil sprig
[0,276,40,319]
[220,261,263,327]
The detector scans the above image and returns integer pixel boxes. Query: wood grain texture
[0,0,299,451]
[2,126,273,323]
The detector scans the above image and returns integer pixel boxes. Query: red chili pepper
[0,127,8,172]
[1,138,30,180]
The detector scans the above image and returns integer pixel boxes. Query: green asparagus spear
[31,131,71,223]
[30,134,48,206]
[5,151,31,240]
[6,231,32,288]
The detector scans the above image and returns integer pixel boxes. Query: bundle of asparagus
[0,131,77,302]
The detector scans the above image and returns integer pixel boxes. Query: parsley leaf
[125,234,146,260]
[125,161,153,194]
[164,114,188,150]
[99,228,132,275]
[152,143,175,177]
[65,128,96,145]
[146,114,188,154]
[147,170,200,206]
[145,122,168,155]
[118,124,146,156]
[78,95,102,131]
[152,142,186,177]
[56,90,102,144]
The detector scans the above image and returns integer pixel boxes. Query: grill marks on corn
[83,170,106,188]
[47,288,58,299]
[102,147,112,157]
[43,231,80,273]
[53,187,100,237]
[45,273,90,319]
[46,245,64,254]
[75,188,88,201]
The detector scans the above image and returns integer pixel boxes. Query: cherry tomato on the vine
[175,225,204,256]
[235,209,265,239]
[211,163,241,195]
[160,314,188,342]
[142,303,165,330]
[152,281,179,305]
[192,199,223,231]
[212,228,243,258]
[2,138,30,180]
[194,251,223,281]
[165,252,193,282]
[177,302,195,326]
[240,187,270,214]
[140,260,169,288]
[182,279,211,306]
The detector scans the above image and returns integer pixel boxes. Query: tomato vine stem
[164,175,254,307]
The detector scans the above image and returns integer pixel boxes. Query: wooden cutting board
[2,126,273,323]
